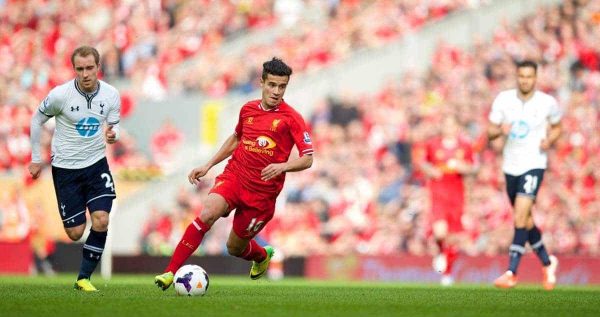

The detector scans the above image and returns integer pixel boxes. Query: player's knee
[432,221,448,239]
[91,212,109,231]
[66,232,82,241]
[65,228,84,241]
[199,212,219,227]
[199,204,226,226]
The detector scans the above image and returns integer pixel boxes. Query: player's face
[260,74,289,109]
[516,66,537,95]
[73,54,99,93]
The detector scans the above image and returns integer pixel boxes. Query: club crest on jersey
[75,117,101,137]
[99,103,105,115]
[270,119,281,131]
[303,132,312,144]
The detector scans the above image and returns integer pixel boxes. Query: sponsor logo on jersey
[75,117,101,137]
[509,120,530,139]
[242,136,276,156]
[246,117,254,124]
[256,136,276,149]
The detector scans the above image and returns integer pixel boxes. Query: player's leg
[52,165,88,240]
[64,224,86,241]
[75,159,117,291]
[226,229,269,261]
[526,214,558,290]
[52,165,99,291]
[519,170,557,289]
[76,206,110,282]
[435,218,462,286]
[224,229,275,280]
[508,195,533,273]
[494,173,521,288]
[229,194,276,279]
[255,234,285,280]
[431,220,449,274]
[226,230,274,280]
[155,193,229,290]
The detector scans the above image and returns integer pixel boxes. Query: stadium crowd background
[1,0,599,265]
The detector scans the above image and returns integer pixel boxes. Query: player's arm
[540,121,562,151]
[28,110,52,179]
[261,154,313,181]
[487,94,511,142]
[29,92,59,179]
[188,133,239,185]
[487,122,512,141]
[105,92,121,144]
[416,143,442,179]
[455,151,480,176]
[420,160,442,179]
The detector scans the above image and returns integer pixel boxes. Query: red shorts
[430,191,464,233]
[209,172,277,240]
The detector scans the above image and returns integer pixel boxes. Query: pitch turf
[1,275,599,317]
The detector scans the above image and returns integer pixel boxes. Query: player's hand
[501,123,512,136]
[28,162,42,179]
[261,163,287,181]
[424,166,443,179]
[454,160,472,175]
[188,164,210,185]
[105,125,117,144]
[540,139,552,151]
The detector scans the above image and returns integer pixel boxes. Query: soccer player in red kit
[419,115,478,286]
[154,58,314,290]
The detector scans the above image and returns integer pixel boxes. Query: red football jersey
[424,136,474,197]
[224,99,314,195]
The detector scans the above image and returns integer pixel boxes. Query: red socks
[444,246,459,275]
[165,217,210,273]
[239,239,267,262]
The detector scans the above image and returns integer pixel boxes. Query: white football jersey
[489,89,562,176]
[38,79,120,169]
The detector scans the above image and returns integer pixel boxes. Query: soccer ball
[173,264,209,296]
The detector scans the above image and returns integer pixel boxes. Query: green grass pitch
[1,275,599,317]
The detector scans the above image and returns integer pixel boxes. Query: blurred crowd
[141,0,600,257]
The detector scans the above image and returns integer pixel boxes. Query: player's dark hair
[262,57,292,80]
[71,46,100,67]
[516,60,538,73]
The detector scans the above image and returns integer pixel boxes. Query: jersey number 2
[523,175,538,194]
[101,173,115,192]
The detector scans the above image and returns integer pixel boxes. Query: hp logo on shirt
[509,120,530,139]
[75,117,101,137]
